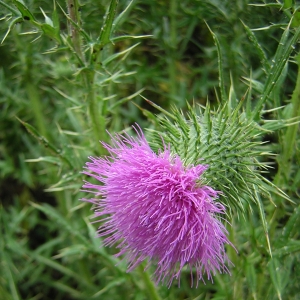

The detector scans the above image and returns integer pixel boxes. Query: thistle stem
[137,264,161,300]
[66,0,106,154]
[66,0,84,63]
[26,82,48,139]
[85,71,107,155]
[269,54,300,237]
[274,53,300,186]
[25,44,48,139]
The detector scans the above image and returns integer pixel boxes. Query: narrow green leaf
[245,258,257,299]
[252,24,300,119]
[12,0,36,22]
[30,202,88,245]
[112,0,136,32]
[140,95,176,119]
[281,205,300,241]
[273,240,300,256]
[56,1,90,42]
[206,22,226,103]
[52,0,59,30]
[16,117,73,168]
[102,43,139,66]
[132,102,158,124]
[1,16,23,44]
[25,156,61,165]
[34,254,91,287]
[228,73,237,110]
[92,278,127,297]
[292,11,300,27]
[253,185,272,256]
[53,245,88,259]
[242,20,270,73]
[268,258,284,300]
[40,23,60,42]
[46,281,84,298]
[1,250,21,300]
[110,34,152,44]
[98,0,119,46]
[40,7,53,26]
[248,3,281,8]
[109,88,145,110]
[242,77,264,94]
[283,0,293,9]
[0,0,20,15]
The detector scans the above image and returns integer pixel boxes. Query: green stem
[26,82,48,139]
[168,0,178,106]
[137,264,161,300]
[24,44,48,139]
[269,54,300,237]
[85,71,107,155]
[282,54,300,164]
[66,0,106,153]
[66,0,84,63]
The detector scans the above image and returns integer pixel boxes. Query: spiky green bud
[147,102,289,247]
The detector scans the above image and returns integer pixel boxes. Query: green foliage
[0,0,299,299]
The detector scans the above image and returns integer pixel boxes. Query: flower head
[82,126,233,286]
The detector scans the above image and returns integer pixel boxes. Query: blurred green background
[1,0,299,299]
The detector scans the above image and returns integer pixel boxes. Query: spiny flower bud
[148,103,283,217]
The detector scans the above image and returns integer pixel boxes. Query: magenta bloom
[82,126,233,286]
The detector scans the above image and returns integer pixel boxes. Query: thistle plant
[82,2,300,290]
[1,0,300,299]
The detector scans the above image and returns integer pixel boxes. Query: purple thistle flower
[82,126,233,287]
